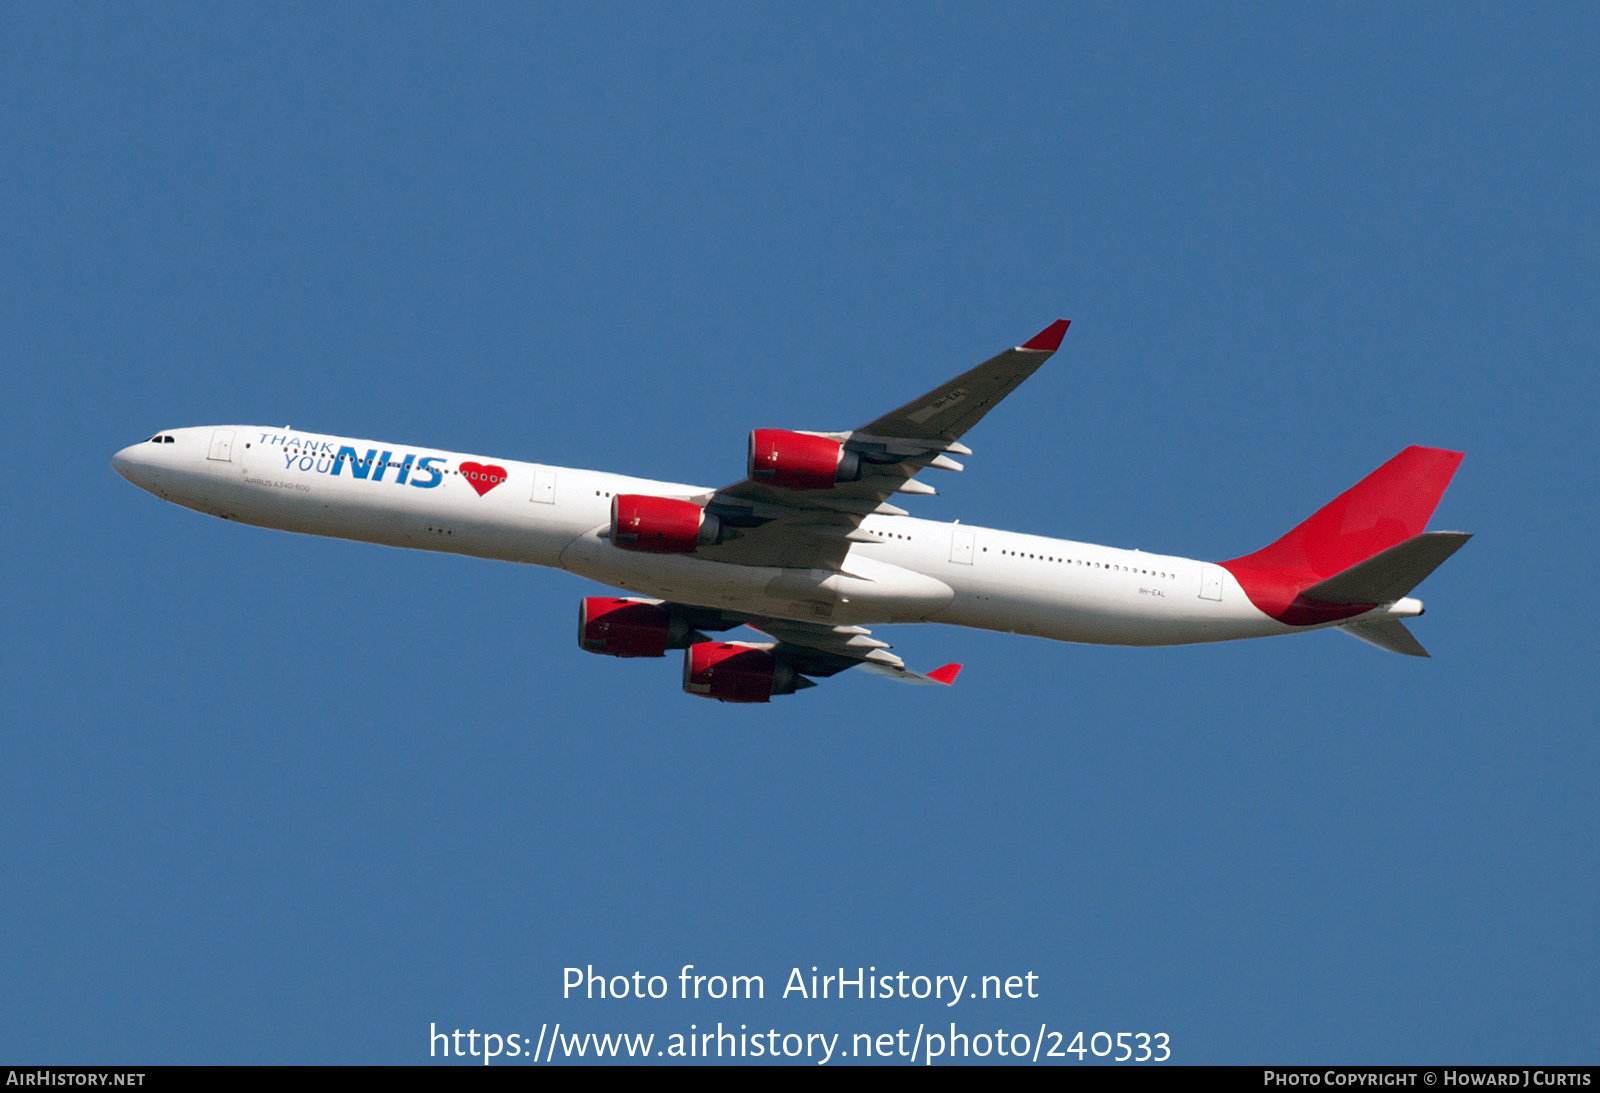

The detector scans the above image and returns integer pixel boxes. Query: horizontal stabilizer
[1339,618,1430,657]
[1300,531,1472,605]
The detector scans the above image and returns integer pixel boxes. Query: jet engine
[610,494,721,553]
[682,641,803,703]
[748,429,861,490]
[578,597,692,658]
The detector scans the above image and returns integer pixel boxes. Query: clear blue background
[2,3,1595,1065]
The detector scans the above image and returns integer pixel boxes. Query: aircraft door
[207,429,235,462]
[1199,564,1224,601]
[949,528,975,565]
[531,469,556,504]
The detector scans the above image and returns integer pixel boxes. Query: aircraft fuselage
[112,425,1415,649]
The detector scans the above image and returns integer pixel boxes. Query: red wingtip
[926,663,962,686]
[1020,319,1070,352]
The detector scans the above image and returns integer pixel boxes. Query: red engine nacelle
[748,429,861,490]
[578,597,691,658]
[682,641,800,703]
[610,494,721,553]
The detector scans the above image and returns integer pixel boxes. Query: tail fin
[1221,446,1465,625]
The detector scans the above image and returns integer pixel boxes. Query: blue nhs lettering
[286,445,444,487]
[373,452,414,484]
[330,447,377,478]
[409,456,444,488]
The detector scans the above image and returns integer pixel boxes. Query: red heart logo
[459,461,507,497]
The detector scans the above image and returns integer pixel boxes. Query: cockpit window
[163,435,175,443]
[147,434,176,443]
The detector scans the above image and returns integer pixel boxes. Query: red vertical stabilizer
[1220,446,1464,625]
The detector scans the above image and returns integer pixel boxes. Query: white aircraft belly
[560,529,955,625]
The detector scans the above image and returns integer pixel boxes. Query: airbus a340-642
[113,321,1469,701]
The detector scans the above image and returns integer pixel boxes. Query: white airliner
[112,321,1469,701]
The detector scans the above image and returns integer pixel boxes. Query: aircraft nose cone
[112,443,157,490]
[111,445,137,479]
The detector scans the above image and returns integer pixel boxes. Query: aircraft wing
[856,319,1071,443]
[696,320,1070,570]
[748,616,962,686]
[595,597,963,689]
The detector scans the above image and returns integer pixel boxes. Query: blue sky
[2,3,1595,1064]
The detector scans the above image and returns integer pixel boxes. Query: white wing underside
[748,618,954,685]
